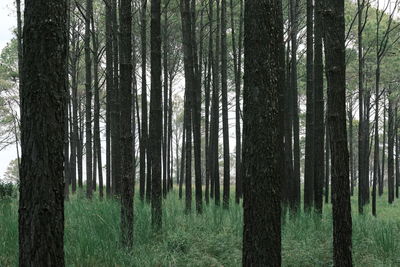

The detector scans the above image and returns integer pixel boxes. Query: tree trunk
[323,0,353,264]
[19,0,67,264]
[380,96,386,196]
[304,0,314,213]
[242,0,283,264]
[313,0,324,214]
[150,0,163,229]
[105,0,113,198]
[221,0,230,210]
[85,0,93,199]
[119,0,134,246]
[162,1,169,199]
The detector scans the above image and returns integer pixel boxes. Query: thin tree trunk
[85,0,93,199]
[150,0,163,229]
[105,0,113,198]
[388,94,395,204]
[120,0,134,246]
[304,0,314,212]
[313,0,324,214]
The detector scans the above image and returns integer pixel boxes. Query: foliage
[2,190,400,266]
[0,181,14,200]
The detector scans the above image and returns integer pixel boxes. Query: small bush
[0,182,15,199]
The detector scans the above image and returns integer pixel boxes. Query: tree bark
[323,0,353,264]
[19,0,67,264]
[150,0,163,229]
[242,0,283,264]
[304,0,314,212]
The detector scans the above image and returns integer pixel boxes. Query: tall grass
[1,189,400,266]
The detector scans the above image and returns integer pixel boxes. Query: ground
[1,189,400,266]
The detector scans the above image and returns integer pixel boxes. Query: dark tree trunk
[304,0,314,213]
[213,0,221,206]
[313,0,324,214]
[85,0,93,199]
[180,0,194,213]
[205,0,214,204]
[19,0,67,264]
[388,95,395,204]
[92,27,103,198]
[150,0,163,229]
[119,0,134,246]
[221,0,230,210]
[323,0,353,265]
[190,0,203,214]
[242,0,283,264]
[283,17,294,209]
[357,0,367,214]
[105,0,113,198]
[111,0,121,196]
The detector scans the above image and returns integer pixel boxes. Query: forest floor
[1,189,400,266]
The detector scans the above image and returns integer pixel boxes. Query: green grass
[2,190,400,266]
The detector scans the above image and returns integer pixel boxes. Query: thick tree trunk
[150,0,163,229]
[19,0,67,264]
[242,0,283,264]
[323,0,353,265]
[162,1,169,199]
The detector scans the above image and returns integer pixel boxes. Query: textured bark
[85,0,93,199]
[395,106,399,198]
[221,0,230,210]
[150,0,162,229]
[323,0,353,265]
[304,0,314,213]
[19,0,67,264]
[119,0,134,246]
[242,0,283,265]
[313,0,324,214]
